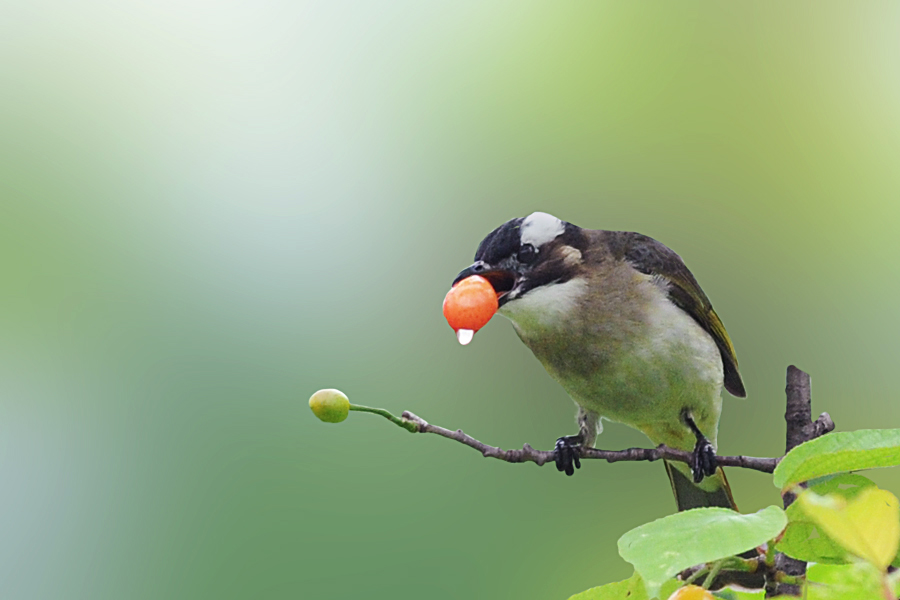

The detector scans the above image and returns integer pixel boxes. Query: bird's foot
[681,408,718,483]
[690,437,718,483]
[554,435,583,476]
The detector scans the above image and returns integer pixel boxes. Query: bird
[452,211,746,511]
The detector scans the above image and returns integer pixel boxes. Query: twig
[703,558,729,589]
[350,403,418,433]
[396,410,778,474]
[770,366,833,598]
[680,556,765,591]
[784,365,815,454]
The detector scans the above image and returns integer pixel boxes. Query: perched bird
[452,212,746,511]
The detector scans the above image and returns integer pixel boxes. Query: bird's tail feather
[664,461,769,588]
[665,460,737,511]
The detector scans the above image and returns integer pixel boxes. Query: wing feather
[606,231,746,397]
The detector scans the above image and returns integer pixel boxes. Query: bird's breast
[502,269,724,447]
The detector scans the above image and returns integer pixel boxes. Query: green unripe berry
[309,388,350,423]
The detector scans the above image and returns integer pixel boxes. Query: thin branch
[703,558,729,589]
[680,556,766,591]
[772,365,834,598]
[771,366,812,597]
[349,403,418,432]
[784,365,814,454]
[398,410,778,474]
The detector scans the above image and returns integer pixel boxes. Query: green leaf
[658,579,682,600]
[805,563,885,600]
[567,573,681,600]
[798,486,900,571]
[773,429,900,490]
[777,474,878,564]
[566,571,648,600]
[617,506,787,599]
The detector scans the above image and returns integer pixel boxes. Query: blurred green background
[2,2,900,599]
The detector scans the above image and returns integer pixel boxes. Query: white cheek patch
[520,212,564,248]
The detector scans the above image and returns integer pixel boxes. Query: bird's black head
[453,212,588,307]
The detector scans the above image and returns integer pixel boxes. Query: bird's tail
[665,461,768,589]
[665,460,737,511]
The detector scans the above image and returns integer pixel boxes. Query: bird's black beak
[453,262,518,305]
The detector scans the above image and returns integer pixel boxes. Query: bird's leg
[555,408,600,476]
[681,409,717,483]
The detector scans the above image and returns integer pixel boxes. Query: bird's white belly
[504,276,724,450]
[578,297,724,448]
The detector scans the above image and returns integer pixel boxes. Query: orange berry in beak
[442,275,499,345]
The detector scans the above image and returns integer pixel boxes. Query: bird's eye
[517,244,537,264]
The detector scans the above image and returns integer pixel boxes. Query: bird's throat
[498,277,588,332]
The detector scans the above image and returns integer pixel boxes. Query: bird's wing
[607,231,746,398]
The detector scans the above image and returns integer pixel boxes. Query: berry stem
[349,404,419,433]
